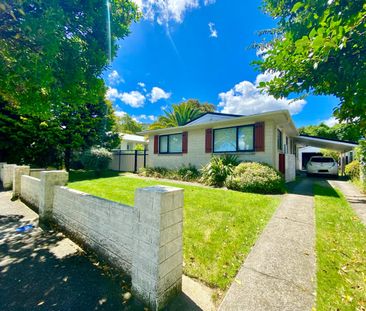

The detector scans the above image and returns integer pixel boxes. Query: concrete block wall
[53,186,135,272]
[21,175,41,209]
[133,186,184,310]
[13,166,30,197]
[0,164,16,190]
[13,169,184,310]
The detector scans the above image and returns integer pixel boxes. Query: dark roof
[183,112,244,126]
[299,134,358,145]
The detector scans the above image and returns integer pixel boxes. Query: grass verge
[68,171,279,290]
[314,184,366,310]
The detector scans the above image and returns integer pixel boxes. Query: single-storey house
[119,133,148,151]
[140,110,298,182]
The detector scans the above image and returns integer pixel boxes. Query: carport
[294,134,358,174]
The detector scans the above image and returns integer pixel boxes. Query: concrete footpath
[329,179,366,226]
[219,178,316,311]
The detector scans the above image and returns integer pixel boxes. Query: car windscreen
[310,157,335,163]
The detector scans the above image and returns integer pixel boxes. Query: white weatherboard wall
[53,187,135,272]
[148,120,276,169]
[21,175,41,208]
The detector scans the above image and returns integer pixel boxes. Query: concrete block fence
[0,163,184,310]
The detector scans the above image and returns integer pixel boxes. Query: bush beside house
[225,162,285,194]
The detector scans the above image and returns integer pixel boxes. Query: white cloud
[106,87,119,101]
[106,87,146,108]
[115,110,126,117]
[137,82,147,92]
[108,70,124,85]
[134,114,157,122]
[218,72,306,115]
[120,91,146,108]
[132,0,199,24]
[204,0,215,5]
[208,22,218,38]
[149,86,171,103]
[322,117,338,127]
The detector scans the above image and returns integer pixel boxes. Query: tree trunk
[64,147,72,172]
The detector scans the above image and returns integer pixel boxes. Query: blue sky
[104,0,339,128]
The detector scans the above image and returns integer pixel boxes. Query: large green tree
[0,97,120,170]
[256,0,366,132]
[150,99,215,129]
[0,0,139,114]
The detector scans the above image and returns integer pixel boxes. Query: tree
[256,1,366,133]
[149,99,215,129]
[0,0,139,115]
[115,114,143,134]
[299,122,362,142]
[0,97,120,170]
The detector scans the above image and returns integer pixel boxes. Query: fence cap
[137,185,183,193]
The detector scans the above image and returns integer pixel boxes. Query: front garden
[68,171,280,292]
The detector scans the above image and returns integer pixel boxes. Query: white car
[306,156,338,176]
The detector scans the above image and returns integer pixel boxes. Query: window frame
[277,129,283,151]
[158,133,183,154]
[212,124,255,153]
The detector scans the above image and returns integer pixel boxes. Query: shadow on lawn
[286,175,342,198]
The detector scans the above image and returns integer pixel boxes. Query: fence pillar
[39,170,68,222]
[12,165,30,197]
[132,186,184,310]
[1,164,16,190]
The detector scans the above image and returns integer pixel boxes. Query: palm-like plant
[149,102,203,129]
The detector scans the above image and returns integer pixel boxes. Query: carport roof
[294,134,358,152]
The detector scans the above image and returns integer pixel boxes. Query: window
[159,133,182,153]
[213,125,254,153]
[277,129,283,151]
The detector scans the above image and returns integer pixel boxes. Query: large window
[159,133,182,154]
[213,125,254,153]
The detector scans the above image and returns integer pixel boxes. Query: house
[140,110,298,182]
[119,133,148,151]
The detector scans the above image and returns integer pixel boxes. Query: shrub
[80,148,112,176]
[345,160,360,180]
[201,155,239,187]
[139,167,171,178]
[225,162,285,194]
[177,164,201,181]
[139,164,201,182]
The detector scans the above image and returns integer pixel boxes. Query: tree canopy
[0,0,139,114]
[0,97,120,170]
[256,0,366,133]
[298,122,362,142]
[149,99,215,129]
[115,114,143,134]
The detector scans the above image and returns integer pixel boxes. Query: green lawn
[68,171,279,290]
[314,184,366,310]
